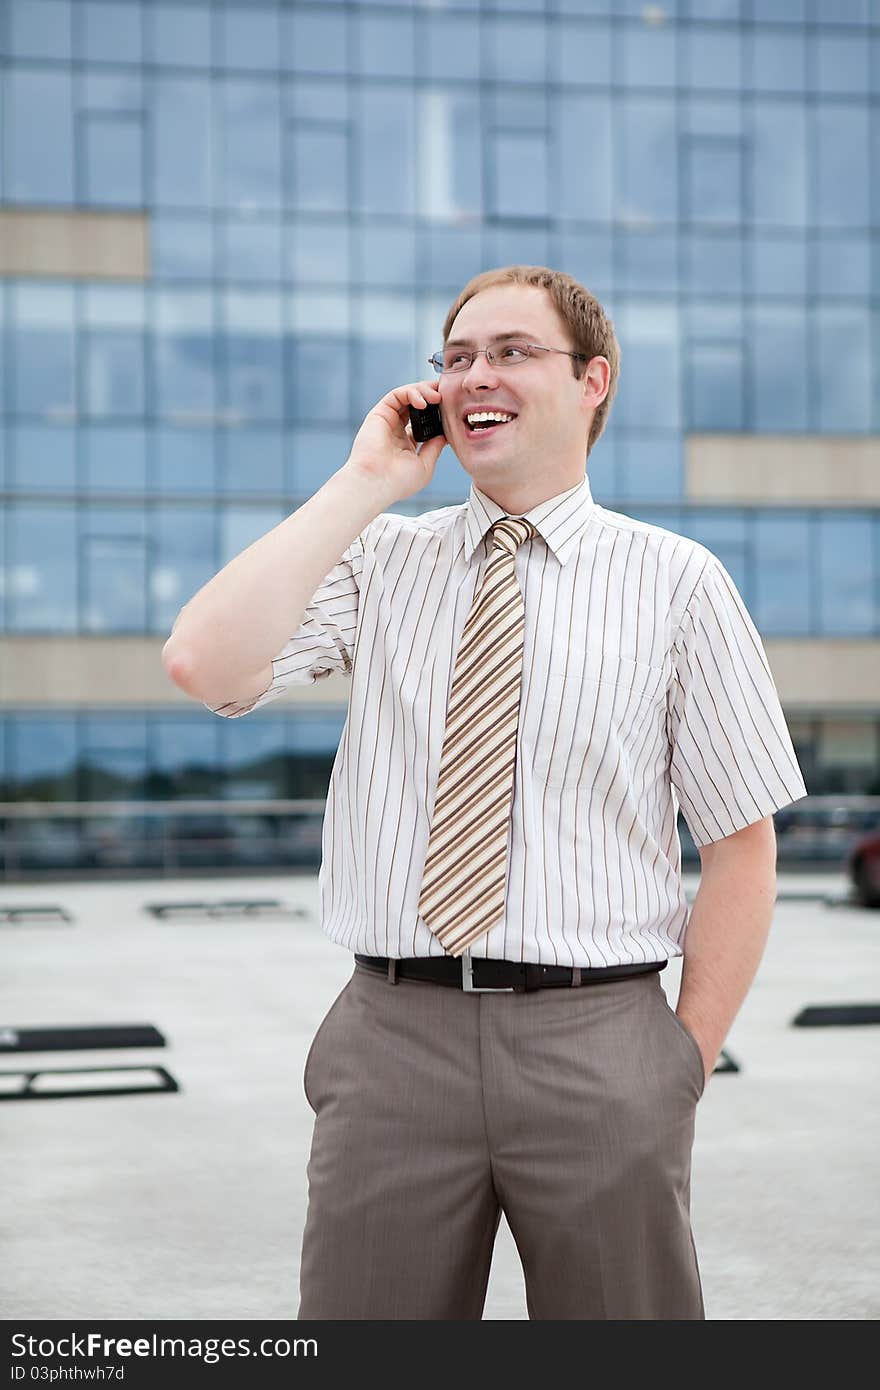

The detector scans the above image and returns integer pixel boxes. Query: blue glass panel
[81,1,143,63]
[615,300,682,431]
[5,70,74,202]
[750,30,806,92]
[555,231,613,296]
[491,132,549,218]
[421,13,480,80]
[152,217,216,281]
[687,341,744,431]
[10,425,75,492]
[354,10,414,76]
[154,502,216,634]
[683,25,742,90]
[417,89,482,223]
[287,76,350,123]
[754,514,812,635]
[220,78,282,213]
[84,327,145,417]
[814,104,870,230]
[619,20,675,88]
[815,236,871,297]
[686,232,744,295]
[83,514,149,632]
[83,114,144,208]
[285,7,348,75]
[220,218,283,283]
[8,504,77,632]
[814,304,871,433]
[9,718,78,792]
[221,291,283,423]
[288,219,351,285]
[359,224,417,287]
[487,16,547,83]
[153,290,216,417]
[155,427,218,493]
[678,509,748,597]
[752,303,808,431]
[288,428,355,495]
[818,515,875,635]
[617,98,677,223]
[10,285,75,416]
[222,429,285,495]
[420,226,485,290]
[220,504,284,569]
[684,0,742,16]
[220,3,280,70]
[81,72,143,112]
[288,298,350,424]
[486,224,551,266]
[682,94,742,138]
[355,294,417,423]
[813,33,869,93]
[619,433,683,504]
[152,77,212,209]
[687,136,744,224]
[807,0,870,26]
[149,2,212,67]
[752,235,807,297]
[555,94,612,222]
[7,0,71,59]
[290,127,349,212]
[619,232,679,294]
[751,101,807,228]
[82,426,147,493]
[358,89,415,216]
[754,0,804,18]
[79,715,149,790]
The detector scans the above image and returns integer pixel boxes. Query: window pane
[219,2,280,70]
[491,132,549,219]
[813,305,871,433]
[750,30,806,92]
[7,0,71,59]
[615,301,682,431]
[8,504,77,631]
[487,16,547,83]
[686,137,744,224]
[355,294,416,423]
[152,217,216,281]
[813,33,870,94]
[752,304,808,431]
[85,532,148,632]
[354,11,414,77]
[10,285,76,417]
[555,94,612,222]
[83,114,144,207]
[220,218,283,283]
[620,231,679,294]
[752,101,807,227]
[686,231,744,295]
[357,89,415,217]
[618,97,677,223]
[818,515,875,635]
[752,235,807,297]
[10,424,75,492]
[688,341,745,430]
[219,79,282,213]
[154,503,216,633]
[814,103,870,230]
[287,218,351,285]
[149,2,212,68]
[815,236,871,297]
[223,428,285,495]
[619,21,675,87]
[359,224,417,287]
[82,426,147,494]
[683,25,742,90]
[153,290,216,418]
[152,77,212,209]
[288,293,350,424]
[290,127,349,213]
[82,287,146,419]
[155,427,218,494]
[80,0,143,63]
[220,291,283,423]
[285,8,349,75]
[421,13,480,81]
[5,70,74,202]
[754,515,811,634]
[416,90,482,223]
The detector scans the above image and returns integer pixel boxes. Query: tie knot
[490,517,535,556]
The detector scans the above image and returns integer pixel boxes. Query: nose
[457,348,503,390]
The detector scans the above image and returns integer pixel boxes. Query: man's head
[438,265,620,509]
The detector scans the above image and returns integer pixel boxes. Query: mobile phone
[409,401,445,442]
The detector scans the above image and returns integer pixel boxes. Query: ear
[583,356,610,408]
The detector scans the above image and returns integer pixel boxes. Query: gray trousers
[297,959,706,1320]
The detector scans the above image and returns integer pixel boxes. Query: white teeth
[466,412,514,425]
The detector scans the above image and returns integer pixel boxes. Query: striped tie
[418,516,536,957]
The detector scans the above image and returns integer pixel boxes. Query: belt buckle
[461,950,515,993]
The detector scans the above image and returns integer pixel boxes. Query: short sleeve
[667,555,808,848]
[203,531,365,719]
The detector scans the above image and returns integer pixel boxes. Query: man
[162,265,808,1319]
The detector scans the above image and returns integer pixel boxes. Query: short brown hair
[442,264,620,458]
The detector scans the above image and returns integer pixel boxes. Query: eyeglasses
[428,341,590,374]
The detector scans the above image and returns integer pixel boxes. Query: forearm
[162,462,396,699]
[676,834,777,1078]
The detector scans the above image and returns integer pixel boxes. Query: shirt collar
[463,472,598,566]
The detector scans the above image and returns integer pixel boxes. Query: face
[438,284,609,507]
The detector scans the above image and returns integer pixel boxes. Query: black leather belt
[354,953,666,994]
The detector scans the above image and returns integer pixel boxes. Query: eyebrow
[444,330,537,348]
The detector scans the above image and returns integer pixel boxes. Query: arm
[676,816,778,1085]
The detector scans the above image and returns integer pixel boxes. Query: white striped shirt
[204,473,808,967]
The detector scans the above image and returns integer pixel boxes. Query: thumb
[417,434,447,470]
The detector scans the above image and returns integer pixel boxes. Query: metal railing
[0,794,878,880]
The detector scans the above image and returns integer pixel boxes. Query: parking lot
[1,869,877,1321]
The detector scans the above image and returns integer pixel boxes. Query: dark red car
[847,827,880,908]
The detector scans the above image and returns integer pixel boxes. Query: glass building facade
[1,0,879,861]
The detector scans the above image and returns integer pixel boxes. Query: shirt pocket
[532,650,666,790]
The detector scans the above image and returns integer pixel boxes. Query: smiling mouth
[464,416,517,438]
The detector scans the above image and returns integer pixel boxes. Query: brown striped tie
[418,516,536,957]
